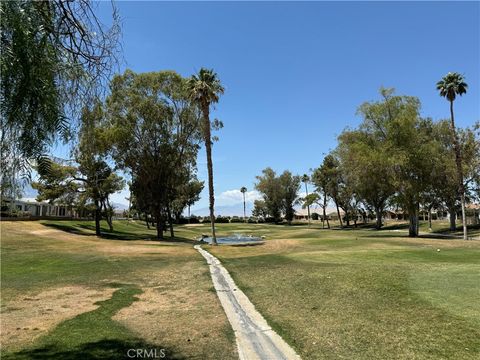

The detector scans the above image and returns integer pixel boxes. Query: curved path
[195,245,301,360]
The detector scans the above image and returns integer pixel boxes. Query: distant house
[465,203,480,225]
[294,207,327,220]
[1,198,71,218]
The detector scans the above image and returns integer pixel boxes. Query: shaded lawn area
[0,221,237,360]
[175,222,480,360]
[40,219,159,240]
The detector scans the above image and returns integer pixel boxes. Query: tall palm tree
[240,186,247,222]
[302,174,311,226]
[436,72,468,240]
[188,68,224,245]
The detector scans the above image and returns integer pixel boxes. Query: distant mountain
[112,202,129,210]
[190,203,254,217]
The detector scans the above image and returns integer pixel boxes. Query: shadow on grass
[430,223,480,236]
[4,285,185,360]
[5,339,182,360]
[41,222,196,243]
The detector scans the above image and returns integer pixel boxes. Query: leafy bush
[248,217,257,223]
[215,216,230,223]
[230,217,244,223]
[202,216,211,223]
[189,216,200,224]
[311,213,319,220]
[257,218,265,223]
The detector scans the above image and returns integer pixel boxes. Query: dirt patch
[1,286,116,350]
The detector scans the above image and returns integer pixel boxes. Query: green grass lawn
[176,221,480,359]
[2,219,479,359]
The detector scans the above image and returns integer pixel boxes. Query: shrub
[311,213,319,220]
[216,216,230,223]
[257,218,265,223]
[202,216,211,223]
[248,217,257,223]
[188,216,200,224]
[230,217,244,223]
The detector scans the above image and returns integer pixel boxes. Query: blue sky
[56,1,480,213]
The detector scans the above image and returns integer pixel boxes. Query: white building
[2,198,70,217]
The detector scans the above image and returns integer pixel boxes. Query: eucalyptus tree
[382,90,436,237]
[280,171,301,225]
[107,70,202,239]
[313,154,344,228]
[337,96,397,229]
[302,174,311,225]
[187,68,224,245]
[255,168,300,224]
[311,164,331,229]
[0,0,121,194]
[240,186,248,222]
[34,102,124,236]
[436,72,469,239]
[171,178,204,222]
[255,168,283,222]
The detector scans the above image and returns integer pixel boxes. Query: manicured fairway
[197,223,480,360]
[2,219,479,359]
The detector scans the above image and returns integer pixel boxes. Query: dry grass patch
[113,261,237,360]
[1,285,116,351]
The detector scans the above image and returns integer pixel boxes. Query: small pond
[200,234,264,246]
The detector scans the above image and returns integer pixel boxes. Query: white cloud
[216,189,262,206]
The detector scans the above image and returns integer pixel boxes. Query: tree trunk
[408,206,418,237]
[145,217,150,230]
[103,200,113,232]
[428,205,432,231]
[188,205,191,224]
[449,208,457,231]
[335,202,343,228]
[305,182,311,226]
[323,192,329,229]
[450,100,468,240]
[460,193,468,239]
[203,105,217,245]
[167,205,174,238]
[156,212,164,240]
[94,199,101,236]
[243,193,246,223]
[375,206,382,230]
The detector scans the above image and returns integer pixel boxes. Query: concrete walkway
[195,245,301,360]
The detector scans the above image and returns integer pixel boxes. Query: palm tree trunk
[203,105,217,245]
[450,100,468,240]
[243,193,246,223]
